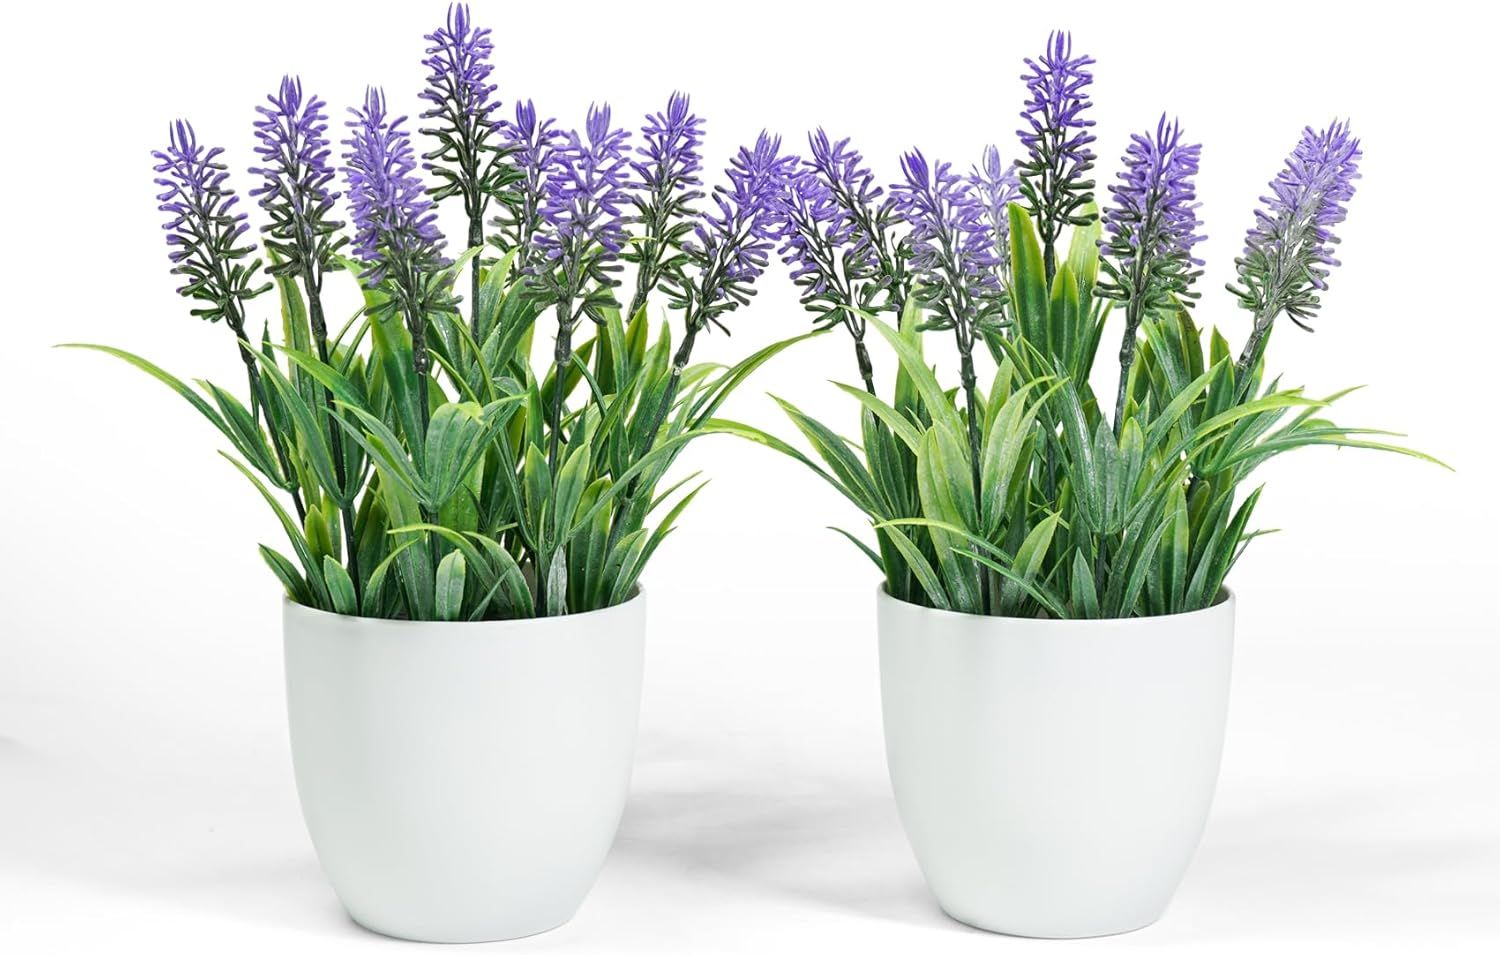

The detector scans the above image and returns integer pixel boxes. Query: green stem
[956,332,989,615]
[304,268,359,600]
[1113,299,1142,440]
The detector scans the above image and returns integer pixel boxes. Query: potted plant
[64,5,803,943]
[722,31,1444,938]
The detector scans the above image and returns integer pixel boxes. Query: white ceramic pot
[283,590,646,943]
[878,587,1235,938]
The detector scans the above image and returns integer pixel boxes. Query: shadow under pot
[877,586,1235,938]
[282,589,646,943]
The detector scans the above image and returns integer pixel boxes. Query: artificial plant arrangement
[67,5,804,621]
[731,31,1440,619]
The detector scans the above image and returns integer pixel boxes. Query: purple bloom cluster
[625,92,706,315]
[1231,120,1362,330]
[804,132,882,274]
[419,4,498,137]
[889,149,1002,330]
[669,132,797,328]
[341,87,447,287]
[633,92,705,202]
[969,145,1022,276]
[535,103,633,270]
[249,76,343,277]
[153,120,266,322]
[1101,116,1204,308]
[494,100,565,263]
[1016,31,1097,262]
[776,166,847,302]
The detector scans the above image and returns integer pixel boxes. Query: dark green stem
[468,216,484,341]
[1113,299,1142,440]
[956,331,989,615]
[304,268,359,599]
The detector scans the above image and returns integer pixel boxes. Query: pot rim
[877,582,1233,629]
[283,585,644,631]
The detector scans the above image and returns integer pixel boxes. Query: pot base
[349,908,574,945]
[942,905,1162,940]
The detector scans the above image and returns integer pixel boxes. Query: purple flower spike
[889,148,1002,332]
[802,129,909,315]
[969,145,1022,276]
[531,103,633,322]
[153,120,267,323]
[420,3,504,221]
[1230,120,1362,331]
[805,131,879,274]
[342,87,447,288]
[1016,31,1098,264]
[625,92,706,316]
[493,100,564,263]
[249,76,344,277]
[776,168,843,301]
[420,4,497,132]
[666,132,798,331]
[633,91,705,198]
[1101,116,1204,309]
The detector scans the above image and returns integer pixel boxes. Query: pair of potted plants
[71,6,1437,944]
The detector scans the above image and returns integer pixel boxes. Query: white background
[2,0,1496,951]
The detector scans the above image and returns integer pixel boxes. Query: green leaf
[360,539,416,617]
[260,546,309,605]
[1070,549,1100,619]
[1008,202,1049,349]
[434,550,467,622]
[322,556,358,615]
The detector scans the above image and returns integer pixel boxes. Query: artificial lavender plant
[729,31,1439,620]
[70,4,807,622]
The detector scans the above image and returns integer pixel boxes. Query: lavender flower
[1230,120,1362,331]
[776,167,848,306]
[249,76,344,279]
[665,131,798,335]
[492,100,564,265]
[1016,31,1097,276]
[807,130,907,312]
[889,148,1002,334]
[343,87,450,422]
[890,149,1000,552]
[1100,116,1204,432]
[531,103,633,322]
[154,120,298,508]
[775,161,880,391]
[969,145,1022,278]
[774,131,901,391]
[154,120,268,324]
[1100,116,1204,311]
[624,92,706,319]
[342,87,447,290]
[419,4,503,215]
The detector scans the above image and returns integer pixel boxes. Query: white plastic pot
[878,587,1235,938]
[283,590,646,943]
